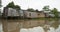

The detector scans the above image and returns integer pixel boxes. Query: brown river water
[0,19,60,32]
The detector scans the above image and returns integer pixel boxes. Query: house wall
[24,11,45,18]
[3,8,20,17]
[19,10,24,17]
[3,7,8,17]
[36,12,45,18]
[7,8,19,17]
[24,11,38,18]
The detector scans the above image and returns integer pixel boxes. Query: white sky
[1,0,60,12]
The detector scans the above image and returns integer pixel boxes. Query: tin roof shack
[3,7,20,18]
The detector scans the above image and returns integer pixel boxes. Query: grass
[25,17,59,21]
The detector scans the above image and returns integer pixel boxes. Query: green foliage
[6,1,21,10]
[27,8,35,12]
[6,2,15,8]
[51,8,58,17]
[43,5,50,11]
[14,5,21,10]
[36,9,39,12]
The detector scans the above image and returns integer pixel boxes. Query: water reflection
[48,27,55,32]
[0,19,60,32]
[0,22,60,32]
[20,26,44,32]
[0,22,3,32]
[20,25,60,32]
[56,25,60,32]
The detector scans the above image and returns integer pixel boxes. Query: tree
[51,8,59,29]
[43,5,50,11]
[51,8,58,18]
[6,1,15,8]
[27,8,35,12]
[36,9,39,12]
[14,5,21,10]
[43,5,51,24]
[6,1,21,10]
[5,1,21,18]
[43,5,51,17]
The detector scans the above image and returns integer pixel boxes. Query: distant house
[43,11,60,18]
[18,10,24,18]
[3,7,45,18]
[3,7,19,18]
[56,12,60,17]
[20,10,45,18]
[43,11,51,17]
[36,11,45,18]
[24,10,38,18]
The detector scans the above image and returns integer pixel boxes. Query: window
[29,13,31,16]
[38,14,40,16]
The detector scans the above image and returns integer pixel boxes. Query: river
[0,19,60,32]
[0,23,60,32]
[0,22,3,32]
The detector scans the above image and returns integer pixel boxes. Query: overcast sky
[1,0,60,12]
